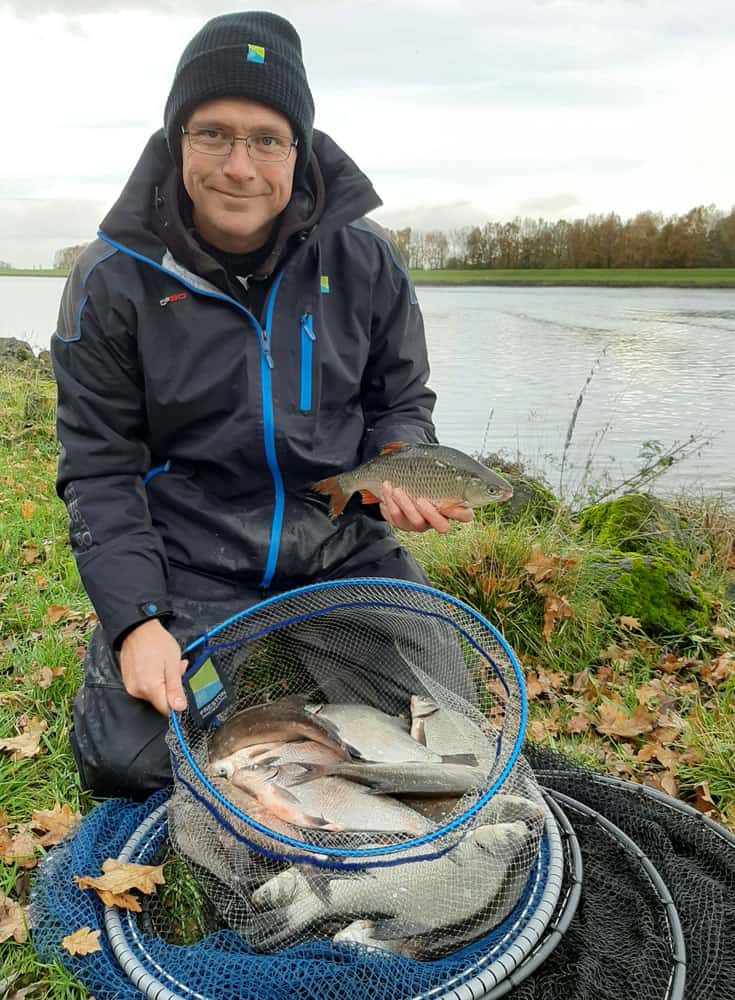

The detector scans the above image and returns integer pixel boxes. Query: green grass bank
[1,269,69,278]
[4,266,735,286]
[0,362,734,991]
[410,267,735,287]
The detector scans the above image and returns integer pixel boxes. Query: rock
[0,337,35,363]
[578,493,693,570]
[582,550,712,636]
[479,453,559,524]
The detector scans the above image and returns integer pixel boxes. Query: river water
[2,276,733,500]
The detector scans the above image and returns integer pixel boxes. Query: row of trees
[53,243,90,270]
[387,205,735,270]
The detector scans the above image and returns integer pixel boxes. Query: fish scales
[231,762,433,835]
[250,816,542,955]
[305,702,477,766]
[313,442,512,519]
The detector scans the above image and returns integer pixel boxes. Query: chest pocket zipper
[299,312,316,412]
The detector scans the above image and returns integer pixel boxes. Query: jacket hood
[99,129,382,274]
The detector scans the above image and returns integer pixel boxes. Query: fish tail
[312,475,352,519]
[282,762,334,786]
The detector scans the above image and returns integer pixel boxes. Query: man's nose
[222,139,257,180]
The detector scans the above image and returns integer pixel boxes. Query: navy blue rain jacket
[51,129,437,645]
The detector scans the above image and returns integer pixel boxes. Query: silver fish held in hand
[312,442,513,519]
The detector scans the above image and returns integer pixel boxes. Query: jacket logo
[320,275,330,294]
[160,292,188,307]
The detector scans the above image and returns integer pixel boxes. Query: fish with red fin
[312,442,513,520]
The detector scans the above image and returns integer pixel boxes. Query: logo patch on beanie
[246,44,265,64]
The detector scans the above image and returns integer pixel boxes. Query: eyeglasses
[181,126,298,162]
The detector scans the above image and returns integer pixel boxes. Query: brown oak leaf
[1,828,39,869]
[0,718,47,761]
[73,859,165,910]
[61,926,102,956]
[524,545,577,584]
[542,593,573,641]
[566,713,591,734]
[0,892,29,944]
[692,781,719,818]
[31,803,82,847]
[619,615,642,631]
[46,605,70,625]
[596,702,655,739]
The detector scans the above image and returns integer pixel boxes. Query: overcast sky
[1,0,733,266]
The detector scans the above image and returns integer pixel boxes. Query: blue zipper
[97,231,286,590]
[299,312,315,412]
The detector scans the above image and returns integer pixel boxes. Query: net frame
[102,792,565,1000]
[169,578,530,867]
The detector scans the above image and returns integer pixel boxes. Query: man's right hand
[119,619,188,716]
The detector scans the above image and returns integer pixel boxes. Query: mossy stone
[578,493,693,570]
[584,550,711,635]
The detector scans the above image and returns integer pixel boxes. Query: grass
[0,362,733,991]
[410,267,735,287]
[0,269,69,278]
[4,267,735,286]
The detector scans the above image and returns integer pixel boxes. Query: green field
[3,267,735,286]
[1,268,69,278]
[410,268,735,287]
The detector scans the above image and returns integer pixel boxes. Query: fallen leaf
[526,718,559,741]
[45,605,69,625]
[0,892,29,944]
[20,500,36,520]
[636,742,681,769]
[566,713,591,734]
[619,615,642,631]
[648,770,679,798]
[34,574,48,589]
[1,829,39,869]
[596,702,655,739]
[21,544,40,564]
[31,803,82,847]
[31,665,55,690]
[713,625,733,640]
[524,545,577,584]
[542,593,573,641]
[692,781,719,818]
[73,859,165,910]
[61,927,102,956]
[0,718,47,761]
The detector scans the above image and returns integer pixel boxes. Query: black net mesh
[510,745,735,1000]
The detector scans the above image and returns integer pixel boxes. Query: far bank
[409,268,735,288]
[4,266,735,287]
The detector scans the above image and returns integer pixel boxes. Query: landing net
[166,579,544,958]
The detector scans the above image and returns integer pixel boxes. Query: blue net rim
[103,792,563,1000]
[171,577,528,862]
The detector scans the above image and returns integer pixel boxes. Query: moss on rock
[578,493,694,570]
[583,550,712,636]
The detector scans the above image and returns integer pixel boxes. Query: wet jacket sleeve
[359,236,438,463]
[51,252,173,647]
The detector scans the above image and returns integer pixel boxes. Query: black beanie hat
[164,11,314,176]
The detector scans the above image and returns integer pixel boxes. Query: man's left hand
[379,482,474,534]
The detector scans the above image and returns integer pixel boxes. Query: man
[52,11,471,799]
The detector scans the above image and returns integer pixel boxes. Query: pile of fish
[184,694,545,958]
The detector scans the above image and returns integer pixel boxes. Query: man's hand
[379,482,474,534]
[119,619,188,716]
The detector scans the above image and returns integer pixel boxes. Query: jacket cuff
[111,605,175,650]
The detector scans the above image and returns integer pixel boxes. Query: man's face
[181,97,296,253]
